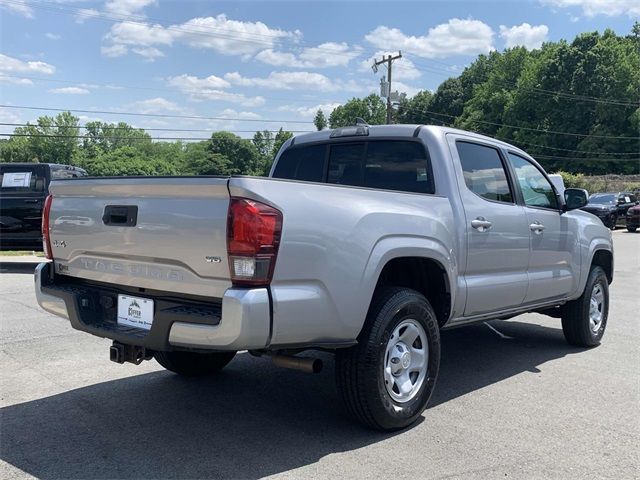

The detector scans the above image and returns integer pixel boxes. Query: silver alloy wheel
[589,283,605,333]
[383,319,428,403]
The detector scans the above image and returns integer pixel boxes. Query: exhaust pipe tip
[271,354,323,374]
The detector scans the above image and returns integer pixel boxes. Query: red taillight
[42,194,53,260]
[227,197,282,286]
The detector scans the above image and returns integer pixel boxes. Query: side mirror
[564,188,588,211]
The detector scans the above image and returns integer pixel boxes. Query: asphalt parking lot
[1,231,638,480]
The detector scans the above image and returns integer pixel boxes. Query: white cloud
[541,0,640,17]
[104,0,156,16]
[365,18,495,58]
[0,53,56,76]
[218,109,262,120]
[392,81,420,98]
[255,42,363,68]
[75,8,101,24]
[224,71,362,92]
[101,44,129,57]
[167,74,264,107]
[278,102,342,118]
[130,97,187,114]
[45,32,61,40]
[131,46,165,61]
[0,75,33,85]
[168,73,230,91]
[103,14,301,59]
[499,23,549,49]
[49,86,91,95]
[105,21,174,47]
[0,0,34,18]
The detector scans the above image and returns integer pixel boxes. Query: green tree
[396,90,433,124]
[5,112,80,164]
[313,109,328,130]
[82,146,176,176]
[209,131,261,175]
[329,94,386,128]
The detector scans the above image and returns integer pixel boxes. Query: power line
[0,122,312,133]
[397,105,640,140]
[0,104,313,124]
[0,132,301,141]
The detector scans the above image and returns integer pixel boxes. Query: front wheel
[155,350,236,377]
[627,226,637,233]
[607,214,617,230]
[335,287,440,431]
[561,266,609,347]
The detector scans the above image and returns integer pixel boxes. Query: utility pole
[372,51,402,124]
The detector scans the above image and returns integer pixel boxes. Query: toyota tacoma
[35,124,614,430]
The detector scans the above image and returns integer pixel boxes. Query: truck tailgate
[48,177,231,298]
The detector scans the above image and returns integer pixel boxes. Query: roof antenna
[355,117,369,126]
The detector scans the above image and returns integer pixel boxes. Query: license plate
[117,295,154,331]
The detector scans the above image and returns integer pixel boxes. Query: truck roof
[291,124,530,158]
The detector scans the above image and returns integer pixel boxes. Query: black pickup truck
[0,163,87,251]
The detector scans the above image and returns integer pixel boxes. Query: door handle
[24,199,41,204]
[530,221,545,234]
[471,217,492,232]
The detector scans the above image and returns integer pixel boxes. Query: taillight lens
[42,194,53,260]
[227,197,282,286]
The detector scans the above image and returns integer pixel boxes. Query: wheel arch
[373,256,452,328]
[591,249,613,284]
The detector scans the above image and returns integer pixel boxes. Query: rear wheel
[627,226,637,233]
[155,350,236,377]
[561,266,609,347]
[607,214,617,230]
[335,287,440,431]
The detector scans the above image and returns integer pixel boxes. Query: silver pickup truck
[35,124,613,430]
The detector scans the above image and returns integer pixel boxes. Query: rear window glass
[272,144,325,182]
[274,140,434,194]
[327,143,365,186]
[0,167,45,194]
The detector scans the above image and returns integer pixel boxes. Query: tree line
[0,112,293,176]
[1,26,638,176]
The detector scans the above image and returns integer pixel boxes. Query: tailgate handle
[103,205,138,227]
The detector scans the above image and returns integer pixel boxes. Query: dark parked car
[0,163,87,251]
[626,203,640,232]
[580,192,637,230]
[581,193,620,229]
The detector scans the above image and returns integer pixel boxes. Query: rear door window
[363,141,433,194]
[0,165,46,195]
[456,141,513,203]
[272,144,325,182]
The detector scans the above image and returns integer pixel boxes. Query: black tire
[561,266,609,347]
[155,350,236,377]
[335,287,440,431]
[608,214,617,230]
[627,226,637,233]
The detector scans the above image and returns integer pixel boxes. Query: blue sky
[0,0,637,139]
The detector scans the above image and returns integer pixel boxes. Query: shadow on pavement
[0,320,583,479]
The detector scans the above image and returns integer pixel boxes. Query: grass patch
[1,251,45,257]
